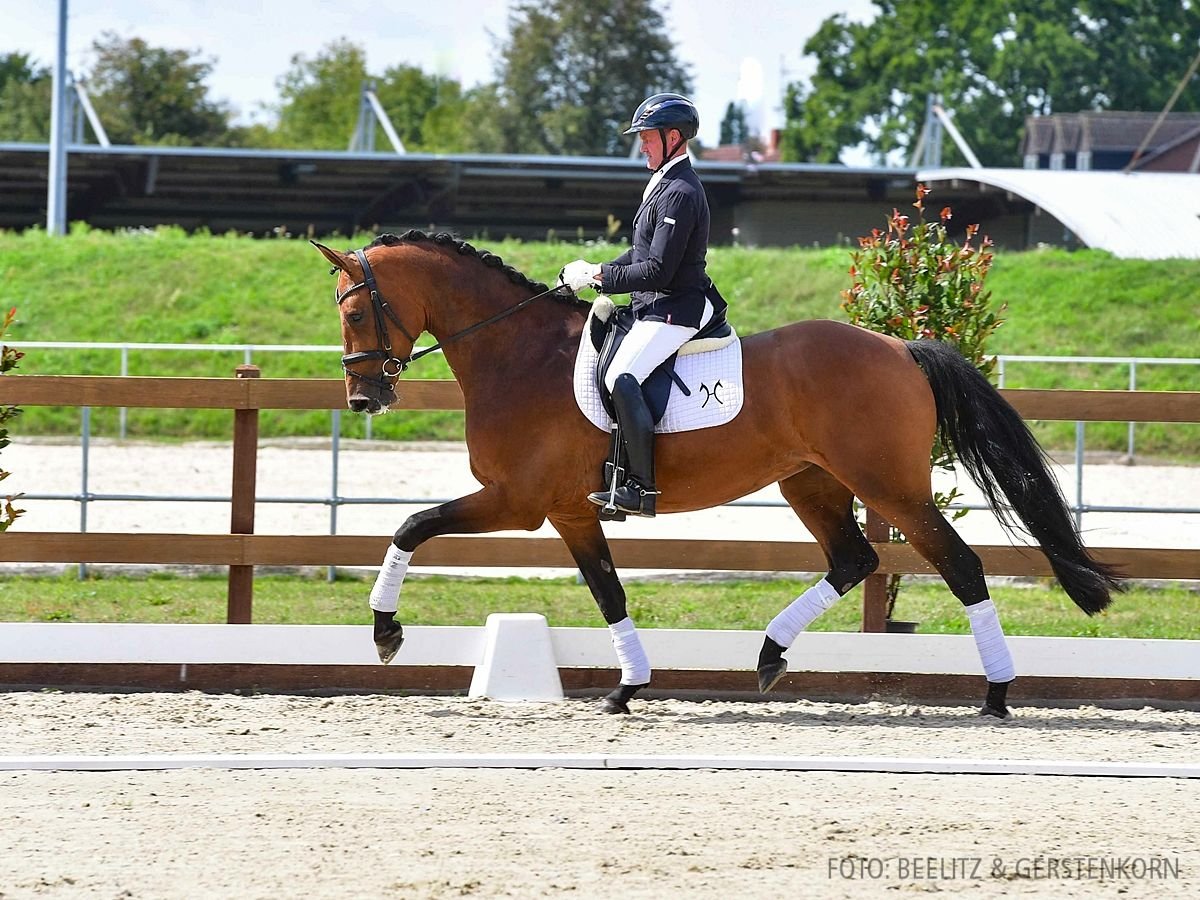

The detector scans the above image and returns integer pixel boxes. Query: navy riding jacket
[599,158,728,329]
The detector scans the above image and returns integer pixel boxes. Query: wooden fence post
[227,365,260,623]
[862,507,889,633]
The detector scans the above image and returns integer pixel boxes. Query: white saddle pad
[572,300,745,434]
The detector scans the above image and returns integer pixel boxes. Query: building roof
[1021,111,1200,162]
[917,167,1200,259]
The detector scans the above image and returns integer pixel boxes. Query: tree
[782,0,1200,166]
[373,64,444,150]
[718,101,751,146]
[272,39,369,150]
[269,40,498,153]
[493,0,693,156]
[1078,0,1200,111]
[85,33,231,146]
[418,83,507,153]
[0,53,51,142]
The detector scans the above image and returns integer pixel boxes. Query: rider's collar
[642,152,690,201]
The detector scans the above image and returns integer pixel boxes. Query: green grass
[1,228,1198,454]
[2,572,1193,639]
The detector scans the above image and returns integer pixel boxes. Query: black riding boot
[588,373,658,517]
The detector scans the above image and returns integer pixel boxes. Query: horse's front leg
[549,511,649,714]
[370,486,537,664]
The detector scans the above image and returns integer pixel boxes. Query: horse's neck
[434,289,584,393]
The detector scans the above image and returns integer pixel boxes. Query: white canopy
[917,167,1200,259]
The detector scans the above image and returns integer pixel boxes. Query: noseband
[335,248,572,395]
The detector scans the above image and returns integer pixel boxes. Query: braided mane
[366,230,590,310]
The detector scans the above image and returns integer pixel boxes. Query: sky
[1,0,878,147]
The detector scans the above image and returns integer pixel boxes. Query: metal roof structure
[918,167,1200,259]
[0,142,916,244]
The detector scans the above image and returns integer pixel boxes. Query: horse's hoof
[599,697,630,714]
[982,679,1014,720]
[374,624,404,665]
[599,682,646,714]
[757,659,789,693]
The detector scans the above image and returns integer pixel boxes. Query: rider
[558,92,728,518]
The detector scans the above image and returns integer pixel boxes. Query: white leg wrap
[369,544,413,613]
[609,617,651,686]
[766,578,841,648]
[966,599,1016,683]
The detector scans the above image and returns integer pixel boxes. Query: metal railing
[996,354,1200,459]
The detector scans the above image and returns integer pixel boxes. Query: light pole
[47,0,69,235]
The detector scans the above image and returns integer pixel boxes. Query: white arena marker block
[468,613,564,702]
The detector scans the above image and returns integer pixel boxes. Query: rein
[336,248,570,394]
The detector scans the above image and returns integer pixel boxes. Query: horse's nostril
[348,397,370,413]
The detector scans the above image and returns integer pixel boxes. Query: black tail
[906,339,1122,615]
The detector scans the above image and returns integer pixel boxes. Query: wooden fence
[1,372,1198,629]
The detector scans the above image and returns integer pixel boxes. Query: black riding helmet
[624,92,698,170]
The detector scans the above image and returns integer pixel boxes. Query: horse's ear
[311,240,356,274]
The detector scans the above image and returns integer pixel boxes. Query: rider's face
[639,129,679,170]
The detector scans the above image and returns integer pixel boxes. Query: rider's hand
[557,260,601,292]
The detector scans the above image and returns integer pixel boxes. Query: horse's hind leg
[549,511,649,714]
[757,467,880,693]
[867,493,1015,719]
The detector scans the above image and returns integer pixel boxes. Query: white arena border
[1,622,1199,680]
[1,752,1197,778]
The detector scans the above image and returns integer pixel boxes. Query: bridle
[335,249,419,393]
[335,248,570,395]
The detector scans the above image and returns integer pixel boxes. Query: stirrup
[602,482,658,518]
[587,489,626,521]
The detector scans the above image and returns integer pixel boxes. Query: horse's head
[312,241,426,415]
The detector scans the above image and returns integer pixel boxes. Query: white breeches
[603,300,714,392]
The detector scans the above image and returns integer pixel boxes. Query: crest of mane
[366,230,591,310]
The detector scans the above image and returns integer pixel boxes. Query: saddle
[590,298,733,424]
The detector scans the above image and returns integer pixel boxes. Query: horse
[313,230,1121,718]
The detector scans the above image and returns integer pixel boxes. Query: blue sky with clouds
[2,0,877,146]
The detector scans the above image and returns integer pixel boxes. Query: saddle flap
[592,304,676,424]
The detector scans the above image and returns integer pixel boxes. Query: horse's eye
[347,311,364,324]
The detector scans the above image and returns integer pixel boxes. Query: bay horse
[313,231,1120,718]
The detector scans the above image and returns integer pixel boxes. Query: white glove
[557,259,601,292]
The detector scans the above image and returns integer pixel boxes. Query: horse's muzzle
[348,393,385,415]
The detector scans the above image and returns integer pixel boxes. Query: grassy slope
[1,227,1197,451]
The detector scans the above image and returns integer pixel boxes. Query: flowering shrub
[841,185,1003,618]
[0,307,25,532]
[842,184,1003,375]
